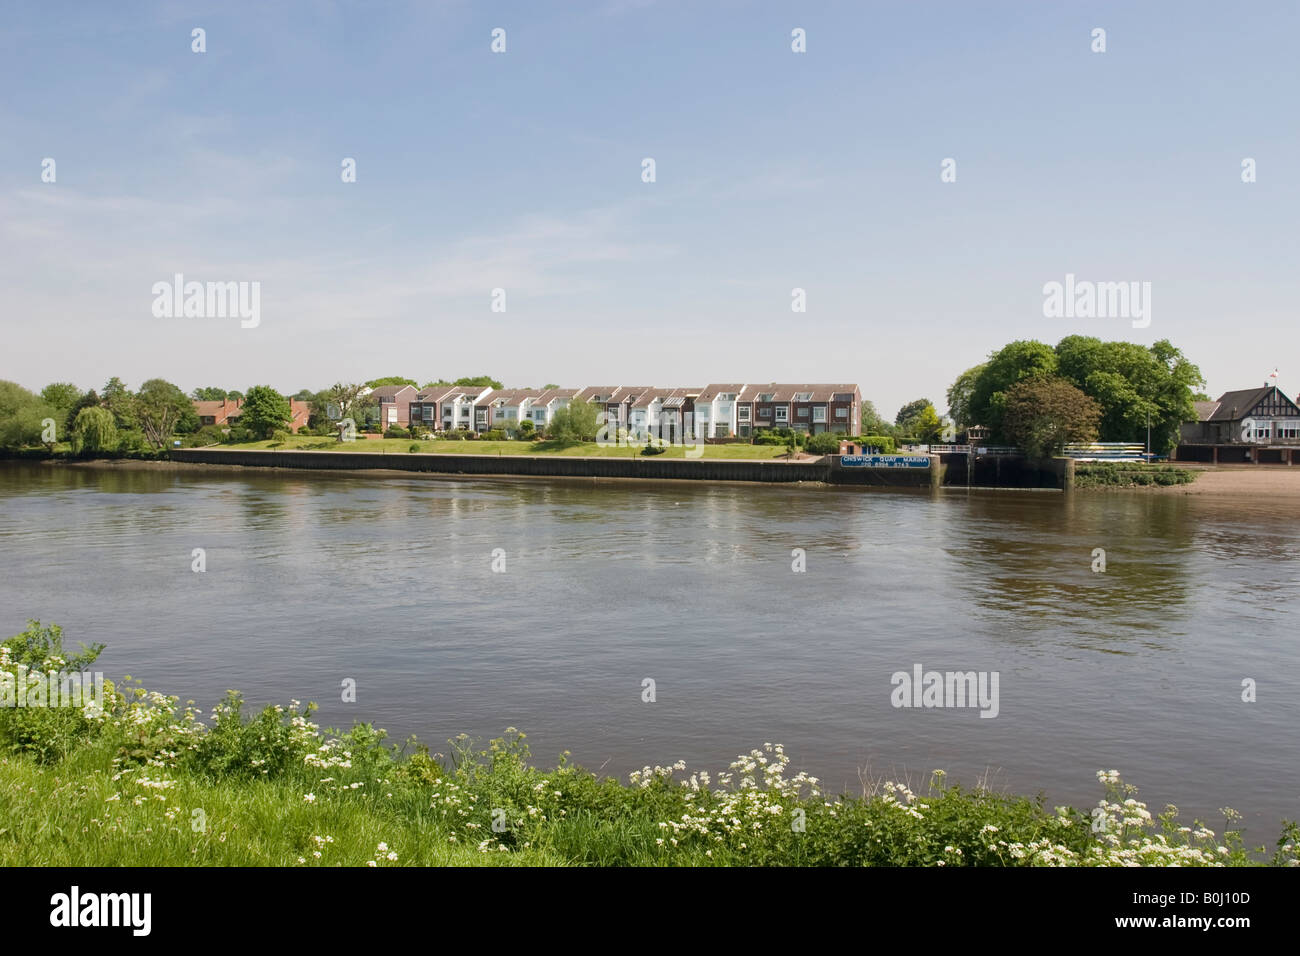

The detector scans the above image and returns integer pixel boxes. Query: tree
[0,381,54,449]
[541,383,559,391]
[454,375,503,389]
[1054,336,1203,454]
[191,387,229,401]
[325,382,368,422]
[860,400,887,434]
[134,378,192,449]
[546,401,600,444]
[914,405,947,443]
[70,406,118,455]
[239,386,291,439]
[101,377,138,431]
[365,376,418,388]
[40,383,81,421]
[968,341,1060,439]
[945,364,987,428]
[894,399,932,429]
[1001,377,1100,459]
[64,389,100,436]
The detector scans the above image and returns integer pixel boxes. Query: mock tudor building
[1178,384,1300,464]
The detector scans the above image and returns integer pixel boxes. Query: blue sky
[2,0,1297,418]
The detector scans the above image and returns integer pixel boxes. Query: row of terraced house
[374,383,863,439]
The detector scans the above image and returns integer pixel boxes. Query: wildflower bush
[2,621,1296,867]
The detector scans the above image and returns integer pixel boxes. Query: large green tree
[967,341,1059,438]
[64,389,100,436]
[1001,377,1101,459]
[70,406,118,455]
[946,364,988,428]
[239,386,291,439]
[134,378,193,449]
[40,383,81,423]
[1054,336,1202,453]
[100,377,138,431]
[0,381,54,449]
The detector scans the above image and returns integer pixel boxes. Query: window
[757,408,771,420]
[737,406,750,420]
[835,408,848,419]
[387,407,397,423]
[813,407,827,422]
[797,407,810,418]
[794,392,812,401]
[423,407,435,421]
[719,393,735,401]
[757,393,774,402]
[775,407,788,422]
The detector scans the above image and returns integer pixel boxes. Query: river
[1,462,1296,839]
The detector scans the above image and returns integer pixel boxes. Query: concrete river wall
[168,449,1073,489]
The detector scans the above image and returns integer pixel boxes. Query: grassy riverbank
[3,622,1296,868]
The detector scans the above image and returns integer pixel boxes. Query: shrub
[183,425,226,447]
[640,442,666,456]
[857,434,898,453]
[408,442,421,453]
[270,429,291,445]
[804,432,843,455]
[383,426,409,439]
[481,428,507,441]
[1075,463,1198,488]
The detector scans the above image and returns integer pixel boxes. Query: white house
[694,384,745,438]
[527,387,580,429]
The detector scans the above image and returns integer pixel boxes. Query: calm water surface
[1,462,1297,838]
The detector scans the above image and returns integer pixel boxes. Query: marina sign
[840,455,931,468]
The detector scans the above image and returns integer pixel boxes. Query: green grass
[3,621,1294,867]
[225,436,800,459]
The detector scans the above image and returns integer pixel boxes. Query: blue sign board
[840,455,931,468]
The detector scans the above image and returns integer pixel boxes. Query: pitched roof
[1206,387,1281,421]
[477,388,543,407]
[1192,400,1220,422]
[533,387,579,405]
[697,384,745,401]
[370,384,418,402]
[737,383,859,403]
